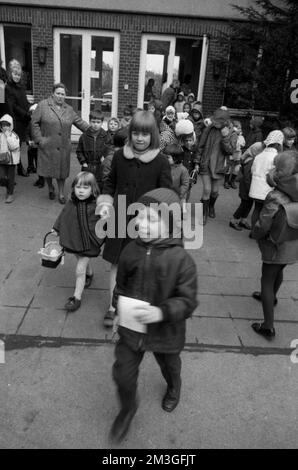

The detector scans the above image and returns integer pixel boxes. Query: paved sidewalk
[1,153,298,353]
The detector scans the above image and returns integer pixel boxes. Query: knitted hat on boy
[212,108,230,125]
[137,188,182,238]
[175,119,194,137]
[138,187,181,207]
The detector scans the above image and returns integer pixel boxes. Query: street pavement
[1,150,298,449]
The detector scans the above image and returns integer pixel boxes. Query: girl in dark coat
[53,172,104,312]
[198,108,230,224]
[97,110,172,327]
[5,59,30,176]
[109,188,198,443]
[251,150,298,339]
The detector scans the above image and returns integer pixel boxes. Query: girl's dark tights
[261,263,286,329]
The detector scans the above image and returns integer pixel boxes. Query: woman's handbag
[270,202,298,244]
[38,231,64,268]
[0,151,11,164]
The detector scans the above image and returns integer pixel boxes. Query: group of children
[2,99,298,443]
[50,107,298,444]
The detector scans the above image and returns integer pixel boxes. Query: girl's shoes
[65,296,81,312]
[251,322,276,339]
[239,220,251,230]
[229,220,242,231]
[252,291,278,306]
[5,194,14,203]
[85,273,93,288]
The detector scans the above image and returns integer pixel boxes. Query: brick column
[117,29,142,115]
[203,37,230,116]
[31,24,54,102]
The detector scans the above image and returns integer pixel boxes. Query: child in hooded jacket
[251,150,298,339]
[249,130,284,227]
[109,187,198,444]
[0,113,20,203]
[188,101,204,142]
[163,144,190,204]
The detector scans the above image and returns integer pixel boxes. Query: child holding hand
[53,171,104,312]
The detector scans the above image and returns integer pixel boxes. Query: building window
[3,25,33,94]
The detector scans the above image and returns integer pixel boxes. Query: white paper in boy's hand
[118,295,149,333]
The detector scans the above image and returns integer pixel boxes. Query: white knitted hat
[175,119,194,137]
[264,130,284,147]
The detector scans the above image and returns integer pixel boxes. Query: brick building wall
[0,4,232,115]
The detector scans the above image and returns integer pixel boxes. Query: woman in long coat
[31,83,89,203]
[5,59,30,176]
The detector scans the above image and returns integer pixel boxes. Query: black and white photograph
[1,0,298,455]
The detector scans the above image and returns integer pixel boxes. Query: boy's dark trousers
[0,164,16,195]
[113,336,182,411]
[233,198,253,220]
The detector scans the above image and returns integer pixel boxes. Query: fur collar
[123,144,160,163]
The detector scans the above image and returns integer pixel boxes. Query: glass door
[54,29,120,139]
[138,35,176,109]
[138,34,209,109]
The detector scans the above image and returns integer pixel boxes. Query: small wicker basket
[39,231,64,268]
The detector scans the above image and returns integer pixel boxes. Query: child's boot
[201,199,209,225]
[209,192,218,218]
[109,390,138,444]
[224,173,230,189]
[162,378,181,412]
[230,174,237,189]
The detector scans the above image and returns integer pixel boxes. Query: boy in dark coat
[109,187,198,443]
[76,110,107,185]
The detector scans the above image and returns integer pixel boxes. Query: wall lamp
[37,46,48,65]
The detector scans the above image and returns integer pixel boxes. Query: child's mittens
[221,126,230,137]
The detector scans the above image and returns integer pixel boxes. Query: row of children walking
[50,108,298,445]
[50,110,198,444]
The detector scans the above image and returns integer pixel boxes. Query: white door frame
[138,33,208,108]
[197,34,209,103]
[0,25,5,67]
[54,28,120,129]
[137,34,176,109]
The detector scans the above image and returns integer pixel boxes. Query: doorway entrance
[138,34,209,109]
[54,28,120,138]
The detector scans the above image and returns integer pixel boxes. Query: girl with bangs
[53,171,105,312]
[97,110,172,327]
